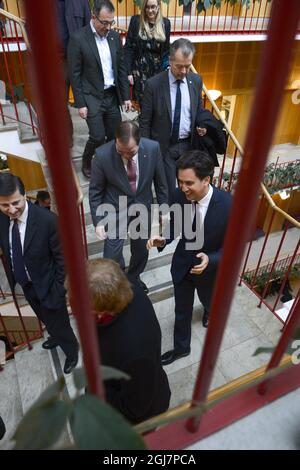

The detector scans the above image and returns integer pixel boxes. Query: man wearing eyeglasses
[68,0,131,178]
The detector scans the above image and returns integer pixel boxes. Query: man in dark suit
[56,0,91,56]
[89,121,168,293]
[0,174,78,374]
[140,37,206,204]
[147,151,232,365]
[68,0,131,178]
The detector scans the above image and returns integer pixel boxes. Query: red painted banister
[23,0,104,398]
[187,0,300,433]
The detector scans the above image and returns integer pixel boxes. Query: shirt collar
[121,153,138,166]
[10,200,28,224]
[196,184,213,208]
[90,20,108,39]
[168,69,186,86]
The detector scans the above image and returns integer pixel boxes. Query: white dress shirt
[169,70,191,140]
[191,184,213,249]
[90,21,115,89]
[121,153,139,187]
[9,200,30,278]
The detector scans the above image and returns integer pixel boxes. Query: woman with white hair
[124,0,171,104]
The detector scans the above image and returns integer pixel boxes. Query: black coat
[0,202,66,310]
[97,277,171,424]
[124,15,171,75]
[56,0,91,53]
[67,25,130,109]
[193,108,228,167]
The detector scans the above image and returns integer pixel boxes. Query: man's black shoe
[161,349,190,366]
[202,311,209,328]
[63,356,78,374]
[42,337,59,350]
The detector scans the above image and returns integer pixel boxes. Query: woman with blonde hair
[124,0,171,104]
[87,258,171,424]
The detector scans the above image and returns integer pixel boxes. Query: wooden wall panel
[6,155,46,191]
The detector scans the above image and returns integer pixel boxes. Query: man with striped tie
[89,121,169,293]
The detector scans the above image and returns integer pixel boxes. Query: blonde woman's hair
[87,259,134,314]
[139,0,166,42]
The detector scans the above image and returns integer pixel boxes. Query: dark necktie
[192,202,197,233]
[171,79,182,144]
[127,158,137,193]
[11,220,29,286]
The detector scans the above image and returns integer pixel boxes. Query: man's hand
[95,225,107,240]
[147,236,166,250]
[196,127,207,137]
[78,107,88,119]
[190,252,209,275]
[128,75,134,86]
[123,100,132,112]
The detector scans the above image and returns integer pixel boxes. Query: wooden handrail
[191,64,300,231]
[0,8,29,49]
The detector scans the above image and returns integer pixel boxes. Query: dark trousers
[164,140,191,204]
[83,88,121,162]
[22,283,78,360]
[103,214,150,279]
[173,273,214,353]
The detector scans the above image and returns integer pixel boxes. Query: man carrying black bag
[194,108,227,167]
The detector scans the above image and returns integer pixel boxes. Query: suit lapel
[203,187,219,241]
[162,72,172,123]
[85,25,103,70]
[24,203,37,254]
[107,31,117,78]
[113,146,133,194]
[187,73,197,130]
[0,216,11,264]
[136,142,148,193]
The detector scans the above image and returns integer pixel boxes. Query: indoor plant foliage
[13,366,146,450]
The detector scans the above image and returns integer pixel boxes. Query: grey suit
[139,70,203,203]
[89,138,168,277]
[68,24,130,164]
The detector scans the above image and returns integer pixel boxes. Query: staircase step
[0,360,23,450]
[14,341,56,415]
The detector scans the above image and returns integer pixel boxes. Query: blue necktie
[171,79,182,144]
[11,220,29,286]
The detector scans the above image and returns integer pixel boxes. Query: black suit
[97,277,171,424]
[140,70,203,202]
[89,137,168,277]
[0,203,78,359]
[160,187,232,352]
[68,24,130,163]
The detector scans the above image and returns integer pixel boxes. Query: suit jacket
[160,186,232,285]
[139,70,203,154]
[97,277,171,424]
[57,0,91,53]
[89,137,169,227]
[124,15,171,75]
[0,202,66,310]
[67,24,130,109]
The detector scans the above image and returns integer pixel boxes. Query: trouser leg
[173,276,195,352]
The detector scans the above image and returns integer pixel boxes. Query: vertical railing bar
[24,0,104,398]
[250,209,275,288]
[186,0,300,433]
[227,147,238,192]
[272,239,300,312]
[258,222,289,306]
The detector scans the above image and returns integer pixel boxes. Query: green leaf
[70,394,146,450]
[253,346,275,356]
[73,366,130,391]
[33,375,66,408]
[13,400,70,450]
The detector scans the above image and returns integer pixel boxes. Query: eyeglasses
[145,5,159,10]
[95,17,116,27]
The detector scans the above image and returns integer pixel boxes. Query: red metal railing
[0,8,37,136]
[1,0,300,450]
[3,0,296,36]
